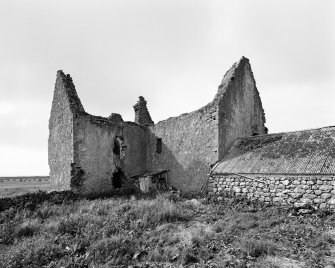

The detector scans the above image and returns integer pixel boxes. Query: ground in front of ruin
[0,191,334,268]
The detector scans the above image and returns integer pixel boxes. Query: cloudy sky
[0,0,334,176]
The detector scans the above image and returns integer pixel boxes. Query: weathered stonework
[49,72,149,195]
[49,57,335,206]
[108,113,124,124]
[133,96,154,126]
[148,107,219,192]
[147,57,266,192]
[48,57,267,195]
[217,57,266,157]
[209,175,335,210]
[44,55,333,211]
[209,125,335,209]
[48,71,84,191]
[71,114,148,195]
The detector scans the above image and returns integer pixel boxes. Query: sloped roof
[212,126,335,175]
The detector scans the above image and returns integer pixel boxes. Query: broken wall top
[56,70,85,115]
[133,96,154,126]
[154,56,266,125]
[214,57,265,118]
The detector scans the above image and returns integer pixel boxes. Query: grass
[0,192,334,267]
[0,183,51,198]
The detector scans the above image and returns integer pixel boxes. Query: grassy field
[0,177,51,198]
[0,192,334,268]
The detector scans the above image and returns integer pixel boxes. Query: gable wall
[147,57,267,193]
[48,73,75,190]
[218,59,266,158]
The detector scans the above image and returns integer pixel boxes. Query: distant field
[0,176,51,198]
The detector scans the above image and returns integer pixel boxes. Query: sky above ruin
[0,0,334,176]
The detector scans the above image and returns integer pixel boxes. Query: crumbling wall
[148,57,267,193]
[48,71,85,190]
[49,57,268,195]
[209,175,335,210]
[149,105,219,193]
[108,113,124,124]
[72,115,122,194]
[122,123,148,176]
[217,57,267,158]
[72,114,147,195]
[133,96,154,126]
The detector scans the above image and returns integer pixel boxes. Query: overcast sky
[0,0,334,176]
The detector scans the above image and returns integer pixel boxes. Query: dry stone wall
[209,175,335,210]
[0,177,49,183]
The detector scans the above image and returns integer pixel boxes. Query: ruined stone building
[49,57,266,194]
[48,56,334,209]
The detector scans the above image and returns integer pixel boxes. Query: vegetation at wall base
[0,191,334,268]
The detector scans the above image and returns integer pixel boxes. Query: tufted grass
[0,193,334,267]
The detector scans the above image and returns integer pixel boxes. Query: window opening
[156,138,162,154]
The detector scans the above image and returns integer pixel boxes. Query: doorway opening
[111,168,124,188]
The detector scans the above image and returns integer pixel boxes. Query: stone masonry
[49,71,148,195]
[48,57,335,209]
[48,57,267,195]
[48,55,329,210]
[208,127,335,209]
[209,175,335,210]
[147,57,267,192]
[133,96,154,126]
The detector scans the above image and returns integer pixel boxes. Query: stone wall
[73,114,148,195]
[0,177,49,183]
[122,123,148,176]
[49,70,148,196]
[49,57,268,195]
[217,57,266,158]
[133,96,154,126]
[48,71,84,190]
[148,57,267,193]
[209,174,335,210]
[148,104,219,192]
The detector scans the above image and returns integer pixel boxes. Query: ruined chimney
[133,96,154,126]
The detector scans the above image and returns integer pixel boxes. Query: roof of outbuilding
[212,126,335,175]
[130,169,168,178]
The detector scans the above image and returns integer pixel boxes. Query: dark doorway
[111,168,124,188]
